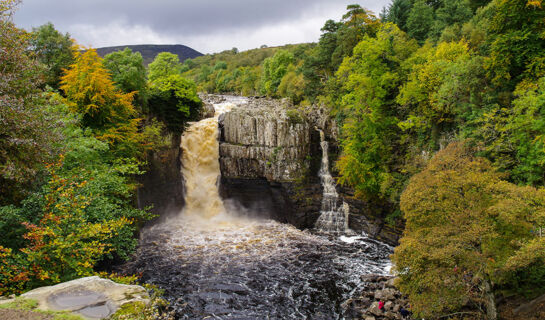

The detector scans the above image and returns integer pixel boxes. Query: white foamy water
[314,128,350,233]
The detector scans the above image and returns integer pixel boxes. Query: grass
[0,297,83,320]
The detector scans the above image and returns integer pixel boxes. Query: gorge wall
[137,95,401,244]
[208,95,401,245]
[137,135,184,222]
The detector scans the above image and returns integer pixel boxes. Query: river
[124,96,392,319]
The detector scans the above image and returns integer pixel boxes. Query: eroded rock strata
[201,95,401,245]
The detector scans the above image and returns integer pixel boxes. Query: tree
[406,0,435,44]
[60,49,154,160]
[148,52,183,83]
[430,0,473,40]
[0,0,60,205]
[392,141,545,319]
[334,23,418,202]
[61,49,136,130]
[103,47,148,109]
[396,41,487,149]
[29,22,74,89]
[383,0,413,31]
[475,77,545,186]
[277,64,306,104]
[148,52,202,132]
[487,0,545,88]
[260,50,294,96]
[331,4,380,69]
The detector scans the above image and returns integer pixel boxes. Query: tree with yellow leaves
[60,49,154,158]
[392,141,545,320]
[61,48,136,130]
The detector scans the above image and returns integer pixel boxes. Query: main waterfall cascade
[314,128,350,233]
[180,101,236,219]
[129,96,393,319]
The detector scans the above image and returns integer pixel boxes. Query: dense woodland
[1,0,545,318]
[0,0,202,296]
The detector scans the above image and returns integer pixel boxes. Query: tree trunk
[482,279,497,320]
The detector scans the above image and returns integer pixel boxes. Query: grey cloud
[14,0,391,52]
[16,0,389,32]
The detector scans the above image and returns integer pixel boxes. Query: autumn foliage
[0,159,131,294]
[392,142,545,319]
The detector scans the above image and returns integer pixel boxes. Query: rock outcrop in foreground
[19,276,149,319]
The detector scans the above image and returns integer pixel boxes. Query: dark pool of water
[122,217,392,320]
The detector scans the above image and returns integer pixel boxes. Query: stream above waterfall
[124,96,393,319]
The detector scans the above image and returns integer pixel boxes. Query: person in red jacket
[378,301,385,311]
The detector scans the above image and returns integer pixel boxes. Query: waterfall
[131,96,393,320]
[315,128,349,233]
[180,101,236,219]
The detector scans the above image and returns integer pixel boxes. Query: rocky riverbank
[344,276,412,320]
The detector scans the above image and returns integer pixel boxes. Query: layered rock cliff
[209,95,401,245]
[219,100,310,181]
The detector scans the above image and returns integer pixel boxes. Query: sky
[14,0,392,54]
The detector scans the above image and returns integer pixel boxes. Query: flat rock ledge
[9,276,149,319]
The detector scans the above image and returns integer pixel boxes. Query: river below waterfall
[123,96,393,319]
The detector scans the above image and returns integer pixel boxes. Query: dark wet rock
[137,134,184,221]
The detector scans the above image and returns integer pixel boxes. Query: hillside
[96,44,203,65]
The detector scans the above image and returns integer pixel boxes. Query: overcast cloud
[14,0,391,53]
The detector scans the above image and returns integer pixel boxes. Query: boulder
[385,278,396,288]
[384,300,394,311]
[375,288,397,301]
[21,276,149,319]
[385,310,399,319]
[368,301,384,317]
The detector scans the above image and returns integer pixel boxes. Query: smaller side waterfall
[315,128,349,233]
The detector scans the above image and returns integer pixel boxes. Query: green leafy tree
[475,77,545,186]
[103,47,148,109]
[487,0,545,88]
[383,0,413,31]
[0,0,61,205]
[392,141,545,319]
[334,23,418,202]
[430,0,473,40]
[260,50,294,96]
[332,4,380,65]
[148,53,202,132]
[148,52,183,83]
[277,64,306,104]
[29,22,74,89]
[406,0,435,44]
[397,41,487,148]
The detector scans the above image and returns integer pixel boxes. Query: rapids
[124,96,393,319]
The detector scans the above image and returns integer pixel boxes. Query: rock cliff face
[219,101,310,181]
[213,95,401,245]
[216,97,322,228]
[137,135,184,220]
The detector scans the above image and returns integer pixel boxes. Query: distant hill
[95,44,203,65]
